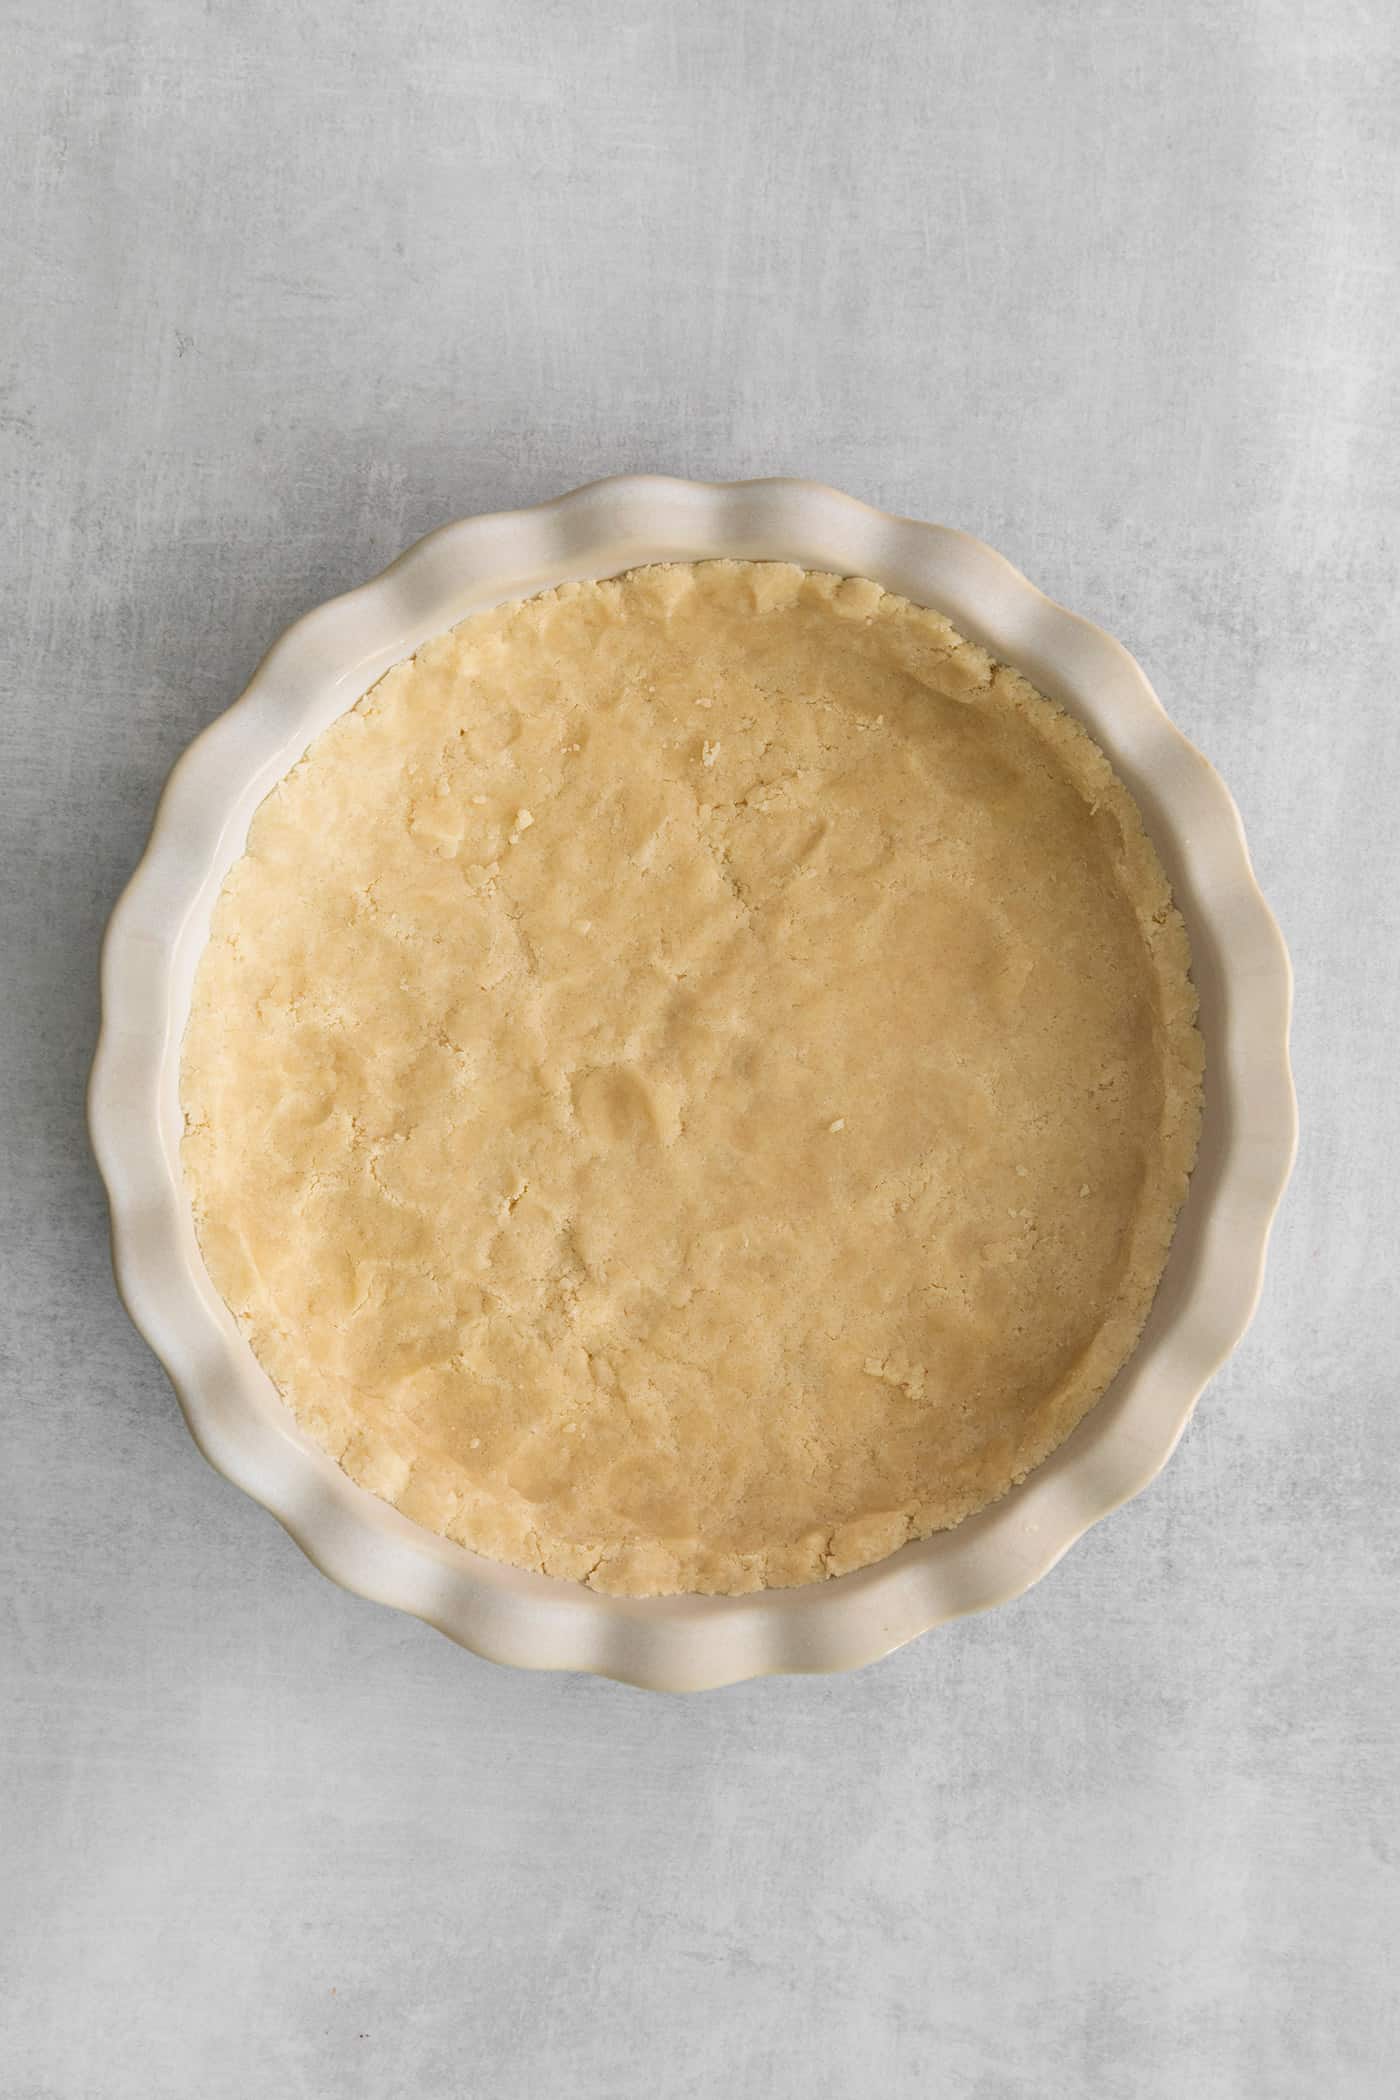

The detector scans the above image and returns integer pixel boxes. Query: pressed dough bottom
[181,561,1202,1595]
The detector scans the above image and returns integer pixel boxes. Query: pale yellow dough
[182,562,1202,1595]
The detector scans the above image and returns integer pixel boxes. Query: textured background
[3,2,1397,2095]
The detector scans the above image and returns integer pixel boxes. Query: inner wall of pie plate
[155,500,1229,1593]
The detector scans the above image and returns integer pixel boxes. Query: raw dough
[181,562,1202,1595]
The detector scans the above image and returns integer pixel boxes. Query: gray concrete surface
[3,2,1397,2095]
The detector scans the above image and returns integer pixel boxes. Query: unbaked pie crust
[181,562,1202,1595]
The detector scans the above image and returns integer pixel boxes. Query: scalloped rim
[88,476,1296,1691]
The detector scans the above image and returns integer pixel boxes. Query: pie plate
[88,476,1296,1690]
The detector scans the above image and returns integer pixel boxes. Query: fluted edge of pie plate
[88,476,1297,1692]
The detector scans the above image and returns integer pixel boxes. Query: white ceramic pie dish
[89,475,1295,1691]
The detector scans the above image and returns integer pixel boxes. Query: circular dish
[89,477,1295,1690]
